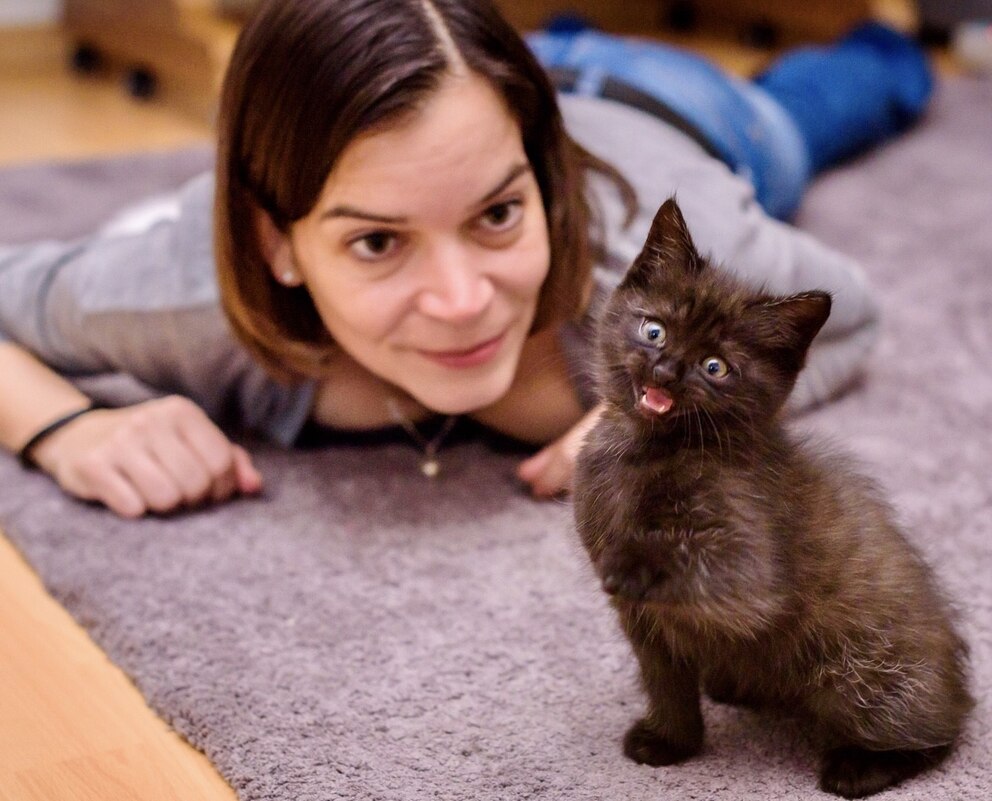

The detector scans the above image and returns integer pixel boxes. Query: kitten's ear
[748,291,832,367]
[625,197,702,285]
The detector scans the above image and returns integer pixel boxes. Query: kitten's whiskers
[700,405,728,462]
[691,404,706,479]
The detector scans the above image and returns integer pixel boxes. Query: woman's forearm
[0,341,92,455]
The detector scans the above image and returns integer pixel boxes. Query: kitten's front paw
[599,548,668,602]
[623,718,698,767]
[819,746,947,798]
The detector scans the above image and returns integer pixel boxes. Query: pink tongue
[640,387,674,415]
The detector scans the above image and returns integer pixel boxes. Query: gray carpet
[1,78,990,800]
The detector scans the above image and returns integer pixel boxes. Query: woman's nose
[416,244,494,323]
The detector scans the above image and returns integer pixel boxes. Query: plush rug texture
[1,78,990,800]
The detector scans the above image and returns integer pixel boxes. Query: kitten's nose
[652,361,679,385]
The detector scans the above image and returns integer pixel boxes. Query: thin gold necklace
[386,398,458,478]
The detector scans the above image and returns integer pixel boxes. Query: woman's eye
[702,356,730,379]
[477,200,522,232]
[349,231,399,260]
[638,318,667,346]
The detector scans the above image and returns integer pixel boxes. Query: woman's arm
[0,176,308,517]
[0,342,261,517]
[468,326,592,496]
[0,342,92,453]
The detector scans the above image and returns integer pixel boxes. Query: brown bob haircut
[216,0,627,382]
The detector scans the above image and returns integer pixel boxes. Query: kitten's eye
[702,356,730,379]
[638,318,667,346]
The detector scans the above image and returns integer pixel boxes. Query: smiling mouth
[418,332,507,369]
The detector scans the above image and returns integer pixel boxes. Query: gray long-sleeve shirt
[0,95,879,445]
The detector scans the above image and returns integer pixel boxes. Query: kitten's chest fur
[578,414,802,635]
[578,419,844,713]
[608,436,751,532]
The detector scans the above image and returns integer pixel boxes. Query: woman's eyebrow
[321,163,532,224]
[321,206,406,224]
[476,162,531,206]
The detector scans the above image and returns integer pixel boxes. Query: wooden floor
[1,21,240,801]
[0,27,214,168]
[0,5,922,800]
[0,538,237,801]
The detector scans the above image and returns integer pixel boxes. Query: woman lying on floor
[0,0,931,517]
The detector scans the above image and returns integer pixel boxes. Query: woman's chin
[408,373,515,417]
[416,390,504,416]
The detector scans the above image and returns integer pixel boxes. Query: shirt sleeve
[558,94,881,412]
[0,172,316,446]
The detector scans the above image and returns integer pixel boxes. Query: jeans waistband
[546,66,724,162]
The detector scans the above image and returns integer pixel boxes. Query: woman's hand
[30,395,263,518]
[516,404,603,498]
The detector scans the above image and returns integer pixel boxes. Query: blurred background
[1,0,990,168]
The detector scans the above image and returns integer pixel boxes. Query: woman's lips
[418,332,506,369]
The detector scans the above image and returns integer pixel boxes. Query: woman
[0,0,914,517]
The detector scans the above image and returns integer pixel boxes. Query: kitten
[573,198,973,798]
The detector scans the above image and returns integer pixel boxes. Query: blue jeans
[528,24,932,220]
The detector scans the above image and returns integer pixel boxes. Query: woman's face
[271,72,551,415]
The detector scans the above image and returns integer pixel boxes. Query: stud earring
[280,269,298,285]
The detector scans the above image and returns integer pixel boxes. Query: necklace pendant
[386,399,455,480]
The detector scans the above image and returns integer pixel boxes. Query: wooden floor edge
[0,531,238,801]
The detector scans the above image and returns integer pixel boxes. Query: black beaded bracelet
[17,403,104,470]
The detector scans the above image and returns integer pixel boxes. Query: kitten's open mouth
[638,386,675,416]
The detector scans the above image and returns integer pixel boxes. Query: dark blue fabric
[755,22,934,174]
[527,29,810,218]
[528,22,933,218]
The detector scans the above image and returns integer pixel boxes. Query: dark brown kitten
[573,198,972,799]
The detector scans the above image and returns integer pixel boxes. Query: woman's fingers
[116,447,188,513]
[518,444,572,497]
[146,425,214,506]
[117,398,230,511]
[75,459,147,519]
[232,445,264,495]
[179,432,262,502]
[518,405,603,498]
[172,399,251,503]
[40,395,261,518]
